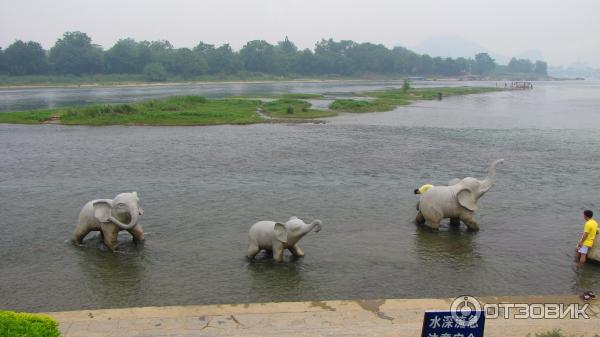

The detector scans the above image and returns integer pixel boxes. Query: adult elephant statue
[247,216,322,262]
[72,192,144,251]
[415,159,504,230]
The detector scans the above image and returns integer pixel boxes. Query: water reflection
[246,255,306,300]
[73,235,147,309]
[413,224,481,266]
[572,262,600,294]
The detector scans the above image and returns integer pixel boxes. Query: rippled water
[1,80,600,312]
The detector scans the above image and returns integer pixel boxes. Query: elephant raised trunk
[480,159,504,195]
[311,220,323,233]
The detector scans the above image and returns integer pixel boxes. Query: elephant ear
[457,188,478,211]
[92,200,112,222]
[273,223,288,243]
[448,178,461,186]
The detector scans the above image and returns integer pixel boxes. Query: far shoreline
[0,75,563,90]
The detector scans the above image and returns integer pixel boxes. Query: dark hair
[414,189,419,194]
[584,210,593,218]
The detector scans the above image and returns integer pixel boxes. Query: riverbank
[0,74,554,89]
[0,87,506,126]
[46,295,599,337]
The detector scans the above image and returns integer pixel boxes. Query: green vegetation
[0,87,503,125]
[60,97,261,126]
[329,99,396,113]
[330,86,503,113]
[0,31,549,85]
[262,98,337,118]
[0,96,263,126]
[0,110,55,124]
[0,310,60,337]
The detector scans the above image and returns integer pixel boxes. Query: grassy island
[329,86,502,113]
[0,86,505,126]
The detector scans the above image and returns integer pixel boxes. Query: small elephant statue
[247,216,322,262]
[415,159,504,230]
[72,192,144,251]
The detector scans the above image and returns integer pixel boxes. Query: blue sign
[421,310,485,337]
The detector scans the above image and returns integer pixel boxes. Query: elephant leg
[460,213,480,231]
[289,244,305,257]
[128,224,145,242]
[449,218,461,227]
[424,219,441,230]
[273,244,285,263]
[247,243,260,259]
[415,211,426,225]
[101,223,120,251]
[72,224,92,244]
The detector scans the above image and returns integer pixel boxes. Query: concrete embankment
[47,295,600,337]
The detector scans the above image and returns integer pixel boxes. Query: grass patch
[262,98,337,118]
[1,96,263,126]
[329,99,396,113]
[0,310,60,337]
[330,86,503,113]
[62,97,261,125]
[0,110,55,124]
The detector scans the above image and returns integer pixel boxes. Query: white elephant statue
[72,192,144,251]
[415,159,504,230]
[247,216,322,262]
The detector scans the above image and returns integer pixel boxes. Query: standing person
[576,210,598,266]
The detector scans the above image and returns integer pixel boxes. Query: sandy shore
[46,295,600,337]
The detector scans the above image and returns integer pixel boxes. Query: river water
[1,80,599,312]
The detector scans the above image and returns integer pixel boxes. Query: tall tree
[534,60,548,76]
[507,57,534,73]
[240,40,277,73]
[167,48,208,78]
[3,40,48,75]
[472,53,496,75]
[105,38,151,73]
[48,31,104,74]
[210,44,242,74]
[0,47,4,74]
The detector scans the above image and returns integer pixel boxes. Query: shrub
[143,62,168,82]
[0,310,60,337]
[402,79,411,92]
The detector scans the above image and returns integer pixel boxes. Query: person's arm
[578,232,589,248]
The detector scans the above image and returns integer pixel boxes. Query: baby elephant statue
[72,192,144,251]
[415,159,504,231]
[247,216,322,262]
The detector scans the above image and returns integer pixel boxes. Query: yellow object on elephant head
[418,184,434,194]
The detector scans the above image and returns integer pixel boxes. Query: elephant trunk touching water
[72,192,144,251]
[415,159,504,230]
[247,216,322,262]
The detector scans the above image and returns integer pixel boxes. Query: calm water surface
[1,80,600,312]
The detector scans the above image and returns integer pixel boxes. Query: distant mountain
[409,36,544,66]
[549,62,600,78]
[411,36,487,59]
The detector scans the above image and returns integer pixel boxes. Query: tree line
[0,31,548,80]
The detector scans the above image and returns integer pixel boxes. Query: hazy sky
[1,0,598,67]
